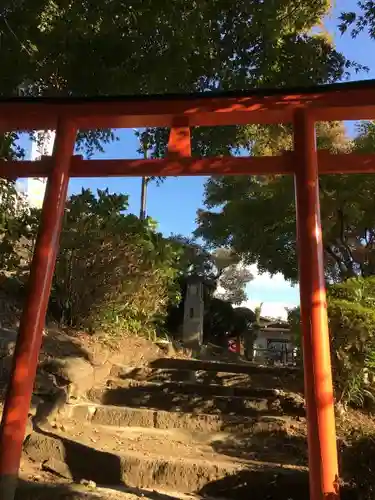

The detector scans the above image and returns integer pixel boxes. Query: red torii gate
[0,79,375,500]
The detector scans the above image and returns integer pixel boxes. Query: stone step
[107,380,281,399]
[63,403,279,432]
[23,425,309,499]
[113,366,303,392]
[16,481,215,500]
[72,416,307,466]
[88,389,279,417]
[88,382,305,418]
[116,358,301,377]
[62,403,307,458]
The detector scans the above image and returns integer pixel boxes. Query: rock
[39,356,95,400]
[80,479,97,489]
[29,395,43,416]
[335,402,346,418]
[42,458,73,479]
[32,389,67,428]
[279,392,305,417]
[33,370,60,396]
[40,357,94,385]
[24,416,33,441]
[0,327,18,382]
[32,357,94,426]
[0,327,17,353]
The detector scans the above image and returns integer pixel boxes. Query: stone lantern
[182,275,204,351]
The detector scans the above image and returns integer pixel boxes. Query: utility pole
[140,141,149,220]
[139,175,148,220]
[134,129,149,221]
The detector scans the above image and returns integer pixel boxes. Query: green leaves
[0,1,363,161]
[338,12,357,34]
[328,277,375,406]
[8,187,180,337]
[288,277,375,407]
[52,189,184,334]
[339,2,375,39]
[168,235,252,304]
[197,121,375,283]
[196,173,299,281]
[0,131,38,272]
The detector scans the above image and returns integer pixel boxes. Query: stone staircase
[22,358,309,499]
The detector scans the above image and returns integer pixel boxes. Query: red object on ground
[228,339,240,354]
[228,340,235,353]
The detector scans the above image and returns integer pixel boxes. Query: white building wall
[253,329,293,363]
[23,130,56,209]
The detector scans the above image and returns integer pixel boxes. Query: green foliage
[287,307,302,350]
[216,264,253,305]
[164,237,253,343]
[203,297,235,344]
[203,299,255,345]
[0,179,34,272]
[0,1,363,162]
[328,289,375,408]
[43,189,181,338]
[75,130,119,159]
[0,134,40,273]
[339,2,375,40]
[288,278,375,407]
[254,303,263,325]
[168,235,252,304]
[233,306,256,332]
[197,122,375,283]
[169,235,216,281]
[0,0,352,98]
[354,121,375,153]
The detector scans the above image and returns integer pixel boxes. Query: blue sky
[20,2,375,319]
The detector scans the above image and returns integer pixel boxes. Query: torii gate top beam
[0,79,375,131]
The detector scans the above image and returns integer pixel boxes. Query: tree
[169,237,253,303]
[0,1,358,165]
[44,188,181,336]
[212,248,253,304]
[0,0,364,194]
[164,236,253,342]
[0,3,366,287]
[0,1,347,212]
[339,2,375,40]
[196,121,375,283]
[0,134,40,273]
[0,183,183,338]
[243,302,263,360]
[215,264,253,304]
[0,1,354,98]
[133,129,167,220]
[288,277,375,408]
[203,301,255,346]
[168,235,217,281]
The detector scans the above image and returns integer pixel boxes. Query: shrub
[328,278,375,407]
[288,277,375,407]
[0,179,38,273]
[49,189,181,338]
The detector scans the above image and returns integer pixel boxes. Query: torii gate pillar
[0,120,76,500]
[294,109,339,500]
